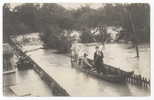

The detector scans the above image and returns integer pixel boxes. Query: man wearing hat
[94,46,105,74]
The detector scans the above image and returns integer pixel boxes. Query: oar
[90,68,97,72]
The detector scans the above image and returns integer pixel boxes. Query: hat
[83,53,88,57]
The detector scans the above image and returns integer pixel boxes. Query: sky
[9,3,104,9]
[59,3,104,9]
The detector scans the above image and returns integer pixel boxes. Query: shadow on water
[73,68,132,96]
[26,48,150,96]
[12,33,150,96]
[53,51,68,54]
[16,69,53,96]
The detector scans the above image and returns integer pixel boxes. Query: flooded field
[11,33,150,96]
[3,66,53,96]
[26,49,150,96]
[72,43,150,79]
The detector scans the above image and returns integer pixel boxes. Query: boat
[71,58,134,83]
[17,55,33,70]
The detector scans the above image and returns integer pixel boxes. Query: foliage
[3,3,150,52]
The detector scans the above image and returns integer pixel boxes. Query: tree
[3,4,11,42]
[122,4,150,57]
[80,27,95,43]
[3,3,149,53]
[37,4,74,52]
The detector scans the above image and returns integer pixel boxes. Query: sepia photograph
[3,3,150,96]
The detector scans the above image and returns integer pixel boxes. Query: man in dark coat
[94,46,105,74]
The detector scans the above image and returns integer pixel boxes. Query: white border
[0,0,153,100]
[0,0,151,3]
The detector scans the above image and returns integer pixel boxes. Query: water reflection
[15,69,53,96]
[14,33,150,96]
[73,43,150,78]
[27,49,150,96]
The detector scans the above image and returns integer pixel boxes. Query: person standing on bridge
[94,46,105,74]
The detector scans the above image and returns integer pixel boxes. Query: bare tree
[124,6,139,58]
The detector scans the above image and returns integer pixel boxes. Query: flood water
[72,43,150,79]
[3,54,53,96]
[12,33,150,96]
[16,69,53,96]
[3,68,53,96]
[26,49,150,96]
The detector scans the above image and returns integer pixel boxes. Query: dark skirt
[95,62,105,73]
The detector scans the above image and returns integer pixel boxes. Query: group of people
[82,46,105,74]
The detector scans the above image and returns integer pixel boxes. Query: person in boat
[71,50,76,62]
[94,46,105,74]
[82,53,93,70]
[71,48,78,63]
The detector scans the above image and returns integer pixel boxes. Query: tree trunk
[125,7,139,57]
[135,43,139,57]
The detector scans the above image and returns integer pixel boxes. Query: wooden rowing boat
[71,59,134,83]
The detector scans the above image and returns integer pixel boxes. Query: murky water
[72,43,150,79]
[3,68,53,96]
[26,49,150,96]
[15,69,53,96]
[12,33,150,96]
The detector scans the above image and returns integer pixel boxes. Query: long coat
[94,51,104,73]
[94,51,104,65]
